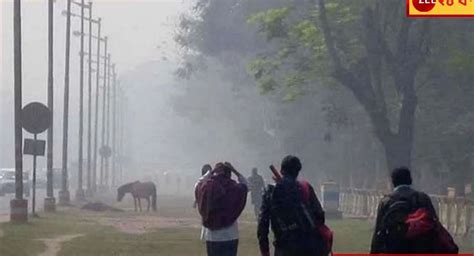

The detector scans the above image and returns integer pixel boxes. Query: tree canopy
[175,0,474,193]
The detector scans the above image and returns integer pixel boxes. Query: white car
[0,168,30,197]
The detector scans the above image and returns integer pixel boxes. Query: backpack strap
[298,180,311,202]
[297,180,316,229]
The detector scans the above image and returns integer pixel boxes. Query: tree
[248,0,473,174]
[175,0,473,191]
[414,26,474,194]
[174,0,399,185]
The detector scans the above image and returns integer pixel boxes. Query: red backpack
[299,180,333,254]
[406,208,459,253]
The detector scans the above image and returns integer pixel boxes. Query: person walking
[370,167,458,254]
[258,155,328,256]
[248,167,265,218]
[195,162,248,256]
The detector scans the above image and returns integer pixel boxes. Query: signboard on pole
[21,102,51,217]
[24,139,46,156]
[21,102,51,134]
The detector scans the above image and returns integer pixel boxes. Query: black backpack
[268,182,320,249]
[379,193,434,253]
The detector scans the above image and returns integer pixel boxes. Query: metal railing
[339,188,473,236]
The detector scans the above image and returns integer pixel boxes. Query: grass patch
[59,219,474,255]
[0,195,472,255]
[0,210,95,256]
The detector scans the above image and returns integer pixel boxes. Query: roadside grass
[58,219,373,256]
[0,210,99,256]
[0,195,472,255]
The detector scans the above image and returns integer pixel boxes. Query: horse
[117,181,157,212]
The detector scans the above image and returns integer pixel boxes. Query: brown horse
[117,181,157,212]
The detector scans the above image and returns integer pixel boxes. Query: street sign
[21,102,51,218]
[99,145,112,158]
[21,102,52,134]
[24,139,46,156]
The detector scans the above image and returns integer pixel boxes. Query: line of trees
[172,0,474,194]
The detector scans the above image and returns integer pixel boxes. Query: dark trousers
[206,240,238,256]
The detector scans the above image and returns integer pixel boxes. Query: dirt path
[96,215,201,234]
[0,213,9,223]
[37,234,83,256]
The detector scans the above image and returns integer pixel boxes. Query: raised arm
[225,162,248,187]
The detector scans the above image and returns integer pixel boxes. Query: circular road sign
[21,102,52,134]
[99,145,112,158]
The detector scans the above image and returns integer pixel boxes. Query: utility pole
[45,0,56,212]
[116,86,120,185]
[86,1,93,196]
[70,3,99,195]
[11,0,28,223]
[93,18,102,193]
[105,61,112,188]
[59,0,72,206]
[112,69,117,187]
[76,0,86,201]
[119,90,126,184]
[118,86,123,184]
[100,39,108,189]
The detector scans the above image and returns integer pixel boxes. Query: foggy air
[0,0,473,255]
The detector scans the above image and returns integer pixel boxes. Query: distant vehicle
[0,168,30,197]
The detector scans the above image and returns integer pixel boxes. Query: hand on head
[224,162,238,175]
[212,162,236,178]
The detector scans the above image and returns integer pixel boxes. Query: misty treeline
[171,0,473,195]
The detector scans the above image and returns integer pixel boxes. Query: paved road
[0,188,51,221]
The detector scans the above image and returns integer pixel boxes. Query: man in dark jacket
[248,167,265,218]
[370,167,438,254]
[258,155,326,256]
[195,162,248,256]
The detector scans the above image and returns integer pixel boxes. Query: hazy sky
[0,0,188,168]
[1,0,187,94]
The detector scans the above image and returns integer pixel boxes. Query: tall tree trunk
[317,0,427,176]
[384,136,413,171]
[383,86,417,171]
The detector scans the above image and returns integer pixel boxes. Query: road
[0,188,50,221]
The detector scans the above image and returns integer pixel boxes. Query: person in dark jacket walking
[370,167,439,254]
[257,155,326,256]
[248,167,265,218]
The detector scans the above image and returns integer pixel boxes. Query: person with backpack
[370,167,459,254]
[257,155,330,256]
[195,162,248,256]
